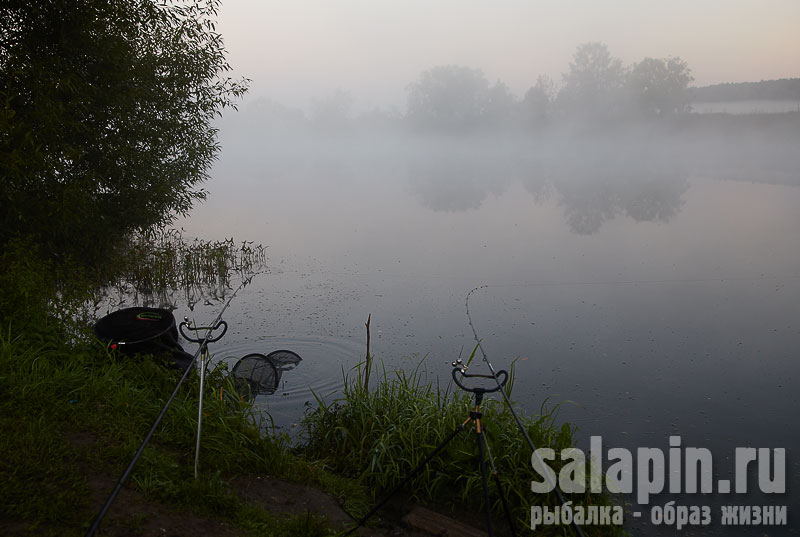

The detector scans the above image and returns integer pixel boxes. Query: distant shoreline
[691,99,800,115]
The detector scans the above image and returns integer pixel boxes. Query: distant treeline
[229,44,799,135]
[693,78,800,102]
[233,42,700,134]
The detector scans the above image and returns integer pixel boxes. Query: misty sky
[216,0,800,112]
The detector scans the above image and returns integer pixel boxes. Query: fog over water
[174,104,800,533]
[163,11,800,528]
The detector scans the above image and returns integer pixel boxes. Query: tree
[558,42,627,120]
[522,74,556,126]
[628,57,694,117]
[483,80,518,128]
[406,65,491,132]
[0,0,246,275]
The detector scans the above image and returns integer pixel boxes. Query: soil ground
[1,429,489,537]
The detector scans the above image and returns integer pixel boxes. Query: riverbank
[0,323,622,536]
[0,326,359,536]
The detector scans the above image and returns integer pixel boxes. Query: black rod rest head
[451,367,508,396]
[179,319,228,344]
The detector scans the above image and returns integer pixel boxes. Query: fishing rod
[84,274,256,537]
[466,285,588,537]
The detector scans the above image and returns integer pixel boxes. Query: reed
[99,228,267,311]
[302,356,624,535]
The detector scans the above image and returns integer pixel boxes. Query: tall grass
[303,358,624,536]
[0,325,361,536]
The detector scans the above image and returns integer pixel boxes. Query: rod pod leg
[194,347,207,478]
[480,431,518,537]
[344,421,468,536]
[477,427,494,537]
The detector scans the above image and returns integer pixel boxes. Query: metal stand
[179,318,227,479]
[345,366,518,537]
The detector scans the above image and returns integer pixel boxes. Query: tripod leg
[344,420,469,536]
[491,472,518,537]
[480,432,518,537]
[194,349,206,479]
[477,428,494,537]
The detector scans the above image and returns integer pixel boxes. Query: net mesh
[231,353,278,398]
[230,350,301,399]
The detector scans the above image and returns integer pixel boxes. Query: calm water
[177,125,799,534]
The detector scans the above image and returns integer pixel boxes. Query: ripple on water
[208,334,361,436]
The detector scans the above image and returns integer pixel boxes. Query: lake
[177,120,799,535]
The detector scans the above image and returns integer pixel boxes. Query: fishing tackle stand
[346,363,517,537]
[179,317,228,479]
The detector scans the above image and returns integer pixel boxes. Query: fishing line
[466,285,588,537]
[84,273,259,537]
[462,270,799,534]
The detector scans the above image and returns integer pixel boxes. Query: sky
[214,0,800,112]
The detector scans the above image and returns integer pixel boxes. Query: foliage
[406,65,492,132]
[0,227,265,340]
[100,228,267,310]
[628,57,694,117]
[0,324,360,535]
[0,239,56,326]
[522,74,557,126]
[555,42,695,124]
[483,80,518,128]
[0,236,99,331]
[558,42,628,121]
[303,358,624,535]
[0,0,247,276]
[396,43,693,129]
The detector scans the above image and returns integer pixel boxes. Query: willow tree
[0,0,247,277]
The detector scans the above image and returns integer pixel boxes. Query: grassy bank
[0,326,361,536]
[0,232,621,535]
[0,321,624,536]
[303,359,622,535]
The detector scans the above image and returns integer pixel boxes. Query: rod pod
[344,367,515,537]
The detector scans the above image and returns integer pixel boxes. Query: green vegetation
[0,325,364,536]
[1,2,623,535]
[102,228,267,310]
[0,316,623,535]
[304,359,624,536]
[1,0,247,293]
[0,227,621,536]
[1,0,250,332]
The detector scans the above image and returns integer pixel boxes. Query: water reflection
[407,153,512,212]
[180,122,800,522]
[407,143,689,235]
[549,167,688,235]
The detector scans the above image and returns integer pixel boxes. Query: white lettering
[637,447,665,504]
[758,448,785,493]
[531,448,556,493]
[559,448,586,493]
